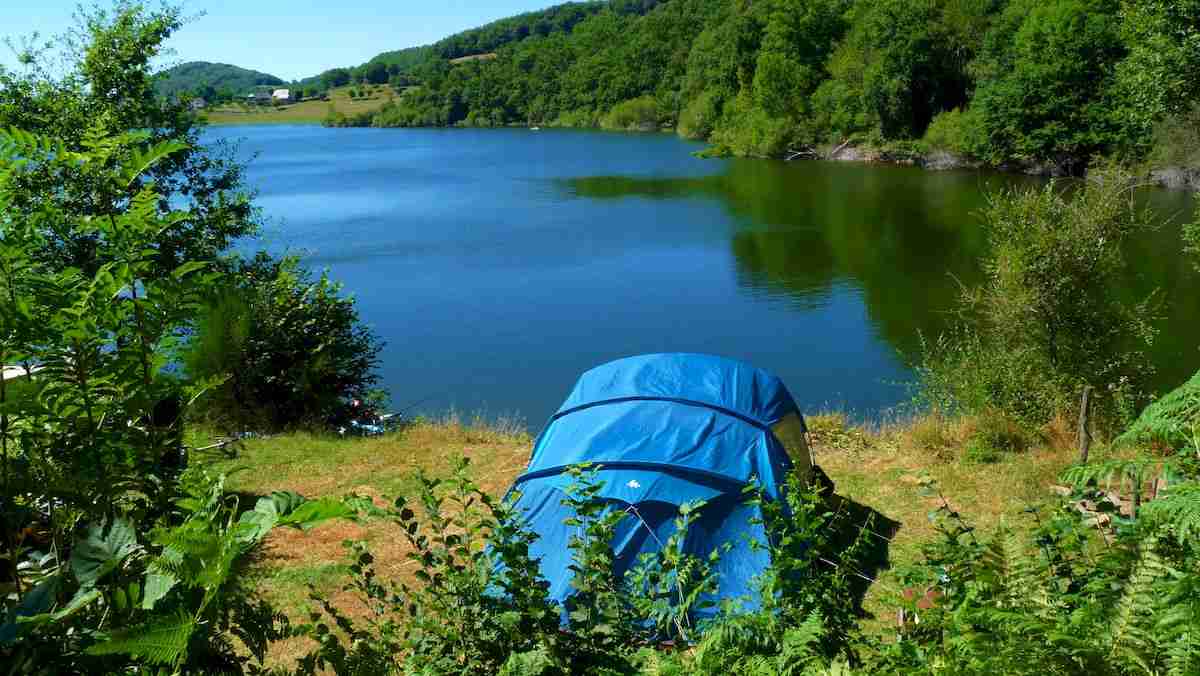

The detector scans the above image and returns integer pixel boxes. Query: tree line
[344,0,1198,174]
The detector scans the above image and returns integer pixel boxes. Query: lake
[209,125,1200,428]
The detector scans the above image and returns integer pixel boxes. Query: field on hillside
[202,85,396,125]
[199,410,1113,667]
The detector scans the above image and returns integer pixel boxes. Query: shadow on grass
[825,493,901,617]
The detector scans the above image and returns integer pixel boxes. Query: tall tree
[0,3,259,278]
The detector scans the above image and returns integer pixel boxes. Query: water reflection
[566,160,1199,390]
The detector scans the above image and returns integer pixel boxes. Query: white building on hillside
[272,88,293,103]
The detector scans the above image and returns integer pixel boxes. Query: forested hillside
[356,0,1199,173]
[155,61,284,101]
[298,1,647,90]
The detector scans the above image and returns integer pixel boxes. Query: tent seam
[550,395,781,431]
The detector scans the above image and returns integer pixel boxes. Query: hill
[156,61,284,100]
[355,0,1198,175]
[163,3,663,100]
[298,1,656,90]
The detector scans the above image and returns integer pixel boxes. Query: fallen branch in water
[786,147,817,161]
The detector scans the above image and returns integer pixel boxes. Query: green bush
[184,253,383,431]
[601,96,662,131]
[969,0,1128,170]
[710,91,796,158]
[1147,105,1200,170]
[677,89,725,140]
[921,168,1160,432]
[550,108,600,128]
[922,107,981,155]
[964,412,1031,463]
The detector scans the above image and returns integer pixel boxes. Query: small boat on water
[530,126,541,131]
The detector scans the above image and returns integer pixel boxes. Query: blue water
[209,125,1199,428]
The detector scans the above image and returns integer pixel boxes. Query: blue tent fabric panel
[556,353,800,429]
[524,400,791,493]
[511,469,772,618]
[512,469,727,607]
[687,498,772,615]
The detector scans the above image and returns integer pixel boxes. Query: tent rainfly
[506,353,815,621]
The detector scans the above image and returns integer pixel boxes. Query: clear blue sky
[1,0,561,80]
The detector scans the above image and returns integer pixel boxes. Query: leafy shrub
[550,108,601,128]
[184,253,383,431]
[677,89,724,140]
[922,107,981,156]
[964,412,1031,463]
[921,169,1160,432]
[601,96,661,131]
[710,91,796,158]
[1114,369,1200,451]
[1146,105,1200,171]
[1182,200,1200,274]
[969,0,1129,171]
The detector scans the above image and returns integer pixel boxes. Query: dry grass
[202,85,397,125]
[207,410,1123,664]
[811,410,1134,632]
[206,416,531,667]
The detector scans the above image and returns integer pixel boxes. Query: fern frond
[977,526,1052,611]
[85,609,196,665]
[1116,370,1200,450]
[1140,482,1200,546]
[1159,601,1200,676]
[1106,539,1169,674]
[122,139,188,187]
[1061,458,1156,492]
[776,611,827,676]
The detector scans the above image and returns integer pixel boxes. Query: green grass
[202,85,397,125]
[200,410,1123,665]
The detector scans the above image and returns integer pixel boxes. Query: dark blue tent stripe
[512,460,753,492]
[551,396,779,431]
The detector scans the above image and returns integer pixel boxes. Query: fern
[1139,483,1200,546]
[1157,573,1200,676]
[85,610,196,665]
[775,611,828,676]
[978,525,1053,610]
[1105,539,1167,674]
[1115,370,1200,450]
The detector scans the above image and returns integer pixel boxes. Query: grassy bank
[202,85,397,125]
[199,410,1113,667]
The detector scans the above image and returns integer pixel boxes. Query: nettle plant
[0,127,347,673]
[292,460,875,676]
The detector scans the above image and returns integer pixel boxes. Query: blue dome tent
[506,353,816,620]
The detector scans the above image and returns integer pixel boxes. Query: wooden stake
[1078,386,1093,464]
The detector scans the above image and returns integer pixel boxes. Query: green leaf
[86,609,196,665]
[171,261,208,279]
[277,498,354,530]
[141,571,178,610]
[71,519,140,588]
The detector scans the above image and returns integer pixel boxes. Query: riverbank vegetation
[324,0,1200,179]
[4,2,1200,674]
